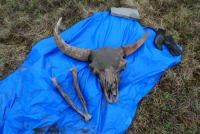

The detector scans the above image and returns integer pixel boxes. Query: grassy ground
[0,0,199,133]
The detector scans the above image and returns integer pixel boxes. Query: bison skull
[54,18,148,103]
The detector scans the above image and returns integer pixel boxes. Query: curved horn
[121,32,148,56]
[54,17,91,61]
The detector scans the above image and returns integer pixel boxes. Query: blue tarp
[0,12,181,134]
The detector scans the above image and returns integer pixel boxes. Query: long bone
[70,68,91,120]
[51,68,91,121]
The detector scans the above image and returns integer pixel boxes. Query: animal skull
[54,18,148,103]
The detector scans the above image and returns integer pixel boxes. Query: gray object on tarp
[111,7,140,20]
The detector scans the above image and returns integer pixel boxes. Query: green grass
[0,0,199,133]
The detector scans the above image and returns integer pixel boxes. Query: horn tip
[57,17,62,25]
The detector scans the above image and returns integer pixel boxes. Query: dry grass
[0,0,199,133]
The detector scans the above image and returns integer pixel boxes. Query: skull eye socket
[89,63,98,74]
[93,68,98,74]
[120,60,127,70]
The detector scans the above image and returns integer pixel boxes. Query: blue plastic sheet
[0,12,181,134]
